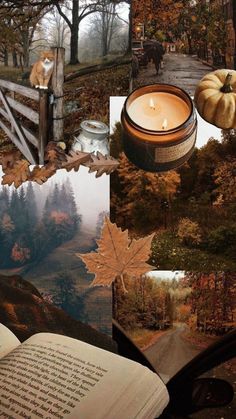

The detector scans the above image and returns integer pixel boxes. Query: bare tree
[53,0,104,64]
[45,8,70,48]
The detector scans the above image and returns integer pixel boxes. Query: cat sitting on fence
[30,50,54,89]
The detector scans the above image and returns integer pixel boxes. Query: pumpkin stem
[221,73,233,93]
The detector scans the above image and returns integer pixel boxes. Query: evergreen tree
[53,270,85,320]
[43,196,51,218]
[64,178,80,223]
[0,213,15,268]
[25,182,38,226]
[0,187,10,217]
[50,183,60,211]
[9,189,21,225]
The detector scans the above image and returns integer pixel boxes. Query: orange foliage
[49,211,71,224]
[177,304,191,321]
[11,243,30,263]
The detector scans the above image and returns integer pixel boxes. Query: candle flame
[162,118,168,130]
[149,98,155,110]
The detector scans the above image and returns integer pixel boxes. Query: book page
[0,323,20,359]
[0,332,169,419]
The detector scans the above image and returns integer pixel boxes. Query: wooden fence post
[38,90,49,164]
[10,91,15,134]
[51,47,65,142]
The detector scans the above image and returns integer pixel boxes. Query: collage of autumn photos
[0,0,235,418]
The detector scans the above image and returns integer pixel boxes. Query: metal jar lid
[80,120,109,138]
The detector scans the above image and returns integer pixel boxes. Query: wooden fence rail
[0,47,65,165]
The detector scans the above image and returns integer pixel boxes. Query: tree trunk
[101,5,108,56]
[187,34,193,55]
[4,48,8,66]
[126,1,132,54]
[22,31,30,67]
[70,0,79,64]
[12,50,18,67]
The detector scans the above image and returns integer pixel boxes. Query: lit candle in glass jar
[121,84,197,172]
[127,92,190,131]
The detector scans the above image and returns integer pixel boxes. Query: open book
[0,323,169,419]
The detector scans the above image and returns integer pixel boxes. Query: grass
[128,327,169,350]
[151,229,236,271]
[0,65,22,81]
[65,54,127,74]
[182,329,218,350]
[0,54,128,81]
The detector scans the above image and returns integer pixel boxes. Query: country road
[144,323,236,418]
[144,323,199,381]
[134,53,214,96]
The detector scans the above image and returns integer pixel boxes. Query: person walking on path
[144,41,165,75]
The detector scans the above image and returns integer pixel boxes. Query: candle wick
[162,119,168,130]
[149,99,156,111]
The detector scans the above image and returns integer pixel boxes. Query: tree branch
[54,2,72,29]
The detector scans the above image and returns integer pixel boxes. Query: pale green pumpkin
[194,69,236,129]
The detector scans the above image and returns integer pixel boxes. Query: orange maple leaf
[77,217,155,288]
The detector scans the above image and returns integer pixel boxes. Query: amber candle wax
[127,92,190,131]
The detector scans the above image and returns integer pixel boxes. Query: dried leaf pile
[0,142,119,188]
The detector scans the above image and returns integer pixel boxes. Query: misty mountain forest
[0,179,80,268]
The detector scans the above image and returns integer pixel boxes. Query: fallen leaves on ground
[77,217,155,288]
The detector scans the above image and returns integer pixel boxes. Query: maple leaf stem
[120,273,128,294]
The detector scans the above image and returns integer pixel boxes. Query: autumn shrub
[151,230,236,270]
[188,315,198,331]
[206,224,236,254]
[177,218,202,247]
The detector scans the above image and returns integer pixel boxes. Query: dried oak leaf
[44,141,67,163]
[84,152,119,177]
[62,150,91,172]
[0,150,22,170]
[29,163,57,185]
[77,217,155,287]
[2,160,30,188]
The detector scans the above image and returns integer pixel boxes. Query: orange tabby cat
[30,51,54,89]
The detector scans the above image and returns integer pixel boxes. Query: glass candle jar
[72,120,109,155]
[121,84,197,172]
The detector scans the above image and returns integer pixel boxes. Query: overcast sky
[110,96,222,148]
[79,2,129,34]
